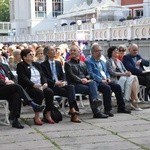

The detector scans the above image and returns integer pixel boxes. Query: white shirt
[30,65,41,84]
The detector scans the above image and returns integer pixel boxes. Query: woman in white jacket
[106,46,142,111]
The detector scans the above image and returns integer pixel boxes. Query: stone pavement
[0,100,150,150]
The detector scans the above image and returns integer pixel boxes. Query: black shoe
[91,99,102,109]
[30,101,45,112]
[93,113,108,119]
[12,119,24,129]
[104,111,114,117]
[117,109,131,114]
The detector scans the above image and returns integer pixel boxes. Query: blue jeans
[74,80,100,114]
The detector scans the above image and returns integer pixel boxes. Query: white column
[143,0,150,17]
[107,27,111,41]
[127,25,133,40]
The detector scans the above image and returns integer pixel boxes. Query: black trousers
[98,82,125,112]
[138,73,150,89]
[0,84,23,118]
[51,85,78,111]
[26,87,54,111]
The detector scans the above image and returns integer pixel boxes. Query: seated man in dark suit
[86,43,131,116]
[64,45,108,119]
[41,45,82,123]
[0,62,44,129]
[122,43,150,100]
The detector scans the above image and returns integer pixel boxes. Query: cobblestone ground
[0,100,150,150]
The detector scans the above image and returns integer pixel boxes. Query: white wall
[143,0,150,17]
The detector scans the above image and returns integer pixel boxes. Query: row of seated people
[1,42,149,129]
[0,43,131,129]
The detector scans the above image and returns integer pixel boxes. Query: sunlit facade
[9,0,150,35]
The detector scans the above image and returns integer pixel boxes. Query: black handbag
[116,67,121,79]
[51,106,63,123]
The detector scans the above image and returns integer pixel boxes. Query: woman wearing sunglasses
[117,45,127,61]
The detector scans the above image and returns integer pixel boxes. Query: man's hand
[136,59,142,66]
[55,80,66,87]
[81,78,91,84]
[102,79,109,84]
[42,83,48,90]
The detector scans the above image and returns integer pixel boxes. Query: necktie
[51,62,58,81]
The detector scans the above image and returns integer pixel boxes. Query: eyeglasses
[37,53,43,55]
[28,53,34,56]
[132,49,138,52]
[93,50,103,52]
[119,49,126,52]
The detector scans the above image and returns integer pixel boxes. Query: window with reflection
[135,9,143,17]
[35,0,46,18]
[52,0,63,17]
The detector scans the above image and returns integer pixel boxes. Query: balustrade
[1,18,150,43]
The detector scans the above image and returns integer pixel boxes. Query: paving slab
[0,100,150,150]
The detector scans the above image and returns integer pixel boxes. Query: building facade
[8,0,150,36]
[9,0,77,35]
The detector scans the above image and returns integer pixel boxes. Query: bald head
[128,43,139,56]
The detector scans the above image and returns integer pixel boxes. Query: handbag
[51,106,63,123]
[116,66,121,79]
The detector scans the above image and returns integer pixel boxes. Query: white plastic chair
[138,85,150,102]
[0,100,10,125]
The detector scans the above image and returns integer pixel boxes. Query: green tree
[0,0,10,21]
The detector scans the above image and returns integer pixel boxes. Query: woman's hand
[33,83,42,89]
[5,79,14,85]
[42,83,48,89]
[124,71,131,77]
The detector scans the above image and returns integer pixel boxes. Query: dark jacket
[122,54,149,75]
[41,60,65,87]
[64,58,90,84]
[17,61,47,89]
[0,63,17,87]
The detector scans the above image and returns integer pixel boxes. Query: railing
[0,18,150,43]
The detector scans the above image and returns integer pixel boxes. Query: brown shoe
[71,115,81,123]
[68,108,79,115]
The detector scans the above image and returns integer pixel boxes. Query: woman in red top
[117,45,127,61]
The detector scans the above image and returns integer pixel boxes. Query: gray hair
[90,42,100,53]
[13,49,21,57]
[118,44,127,50]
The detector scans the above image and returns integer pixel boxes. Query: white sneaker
[131,104,143,111]
[136,99,141,103]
